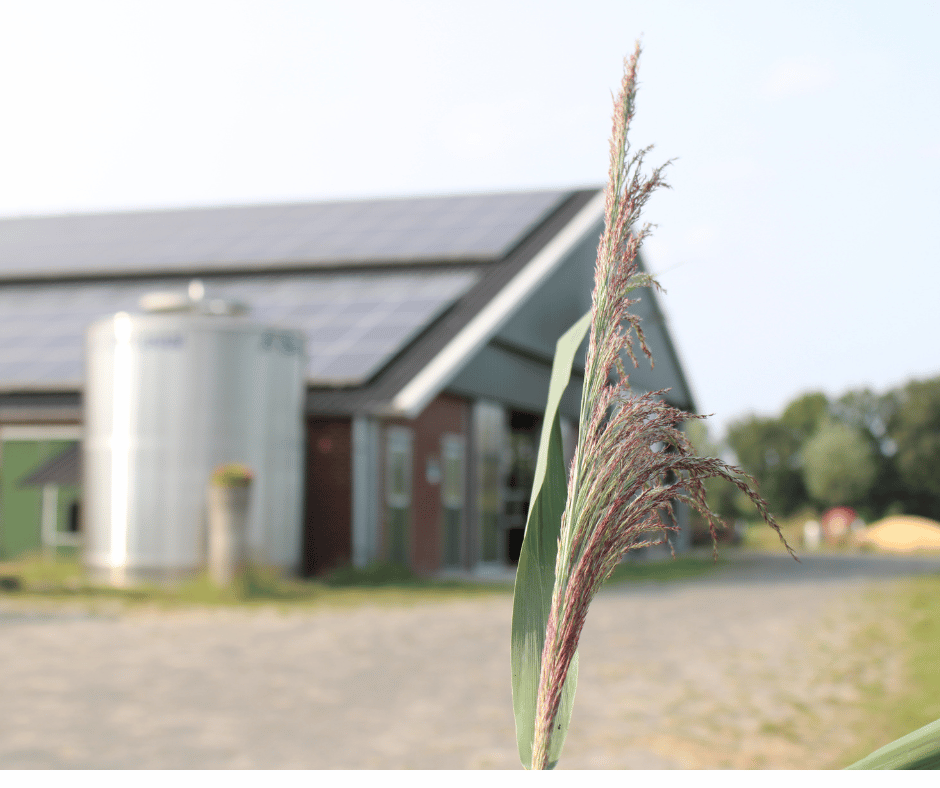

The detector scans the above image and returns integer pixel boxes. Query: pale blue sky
[1,1,937,438]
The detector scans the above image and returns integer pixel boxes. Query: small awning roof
[18,443,81,487]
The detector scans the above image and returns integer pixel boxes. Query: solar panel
[0,190,569,278]
[0,270,479,388]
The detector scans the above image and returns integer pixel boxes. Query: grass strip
[0,555,511,611]
[835,571,940,768]
[0,551,720,612]
[603,554,722,586]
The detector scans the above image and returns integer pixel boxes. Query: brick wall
[384,393,469,574]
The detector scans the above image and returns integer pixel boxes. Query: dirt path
[1,552,936,769]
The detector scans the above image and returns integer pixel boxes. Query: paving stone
[0,552,936,769]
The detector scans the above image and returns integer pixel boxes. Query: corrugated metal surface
[0,190,568,279]
[83,312,307,578]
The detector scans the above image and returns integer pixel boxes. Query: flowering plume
[528,42,794,770]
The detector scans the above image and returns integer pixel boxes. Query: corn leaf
[845,716,940,770]
[510,310,591,769]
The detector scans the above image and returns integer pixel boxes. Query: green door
[0,439,80,561]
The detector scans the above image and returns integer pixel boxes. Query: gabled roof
[0,189,574,389]
[0,269,480,389]
[19,442,80,487]
[0,187,696,421]
[0,190,566,280]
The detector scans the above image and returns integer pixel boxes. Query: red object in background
[821,506,857,544]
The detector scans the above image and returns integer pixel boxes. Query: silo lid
[139,279,249,316]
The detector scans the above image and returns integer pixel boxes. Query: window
[473,402,506,563]
[441,434,465,567]
[385,427,412,564]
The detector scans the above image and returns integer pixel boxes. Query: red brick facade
[301,393,470,577]
[383,392,469,574]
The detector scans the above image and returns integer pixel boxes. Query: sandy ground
[1,551,938,770]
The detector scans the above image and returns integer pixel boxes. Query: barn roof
[0,187,696,421]
[0,269,480,389]
[0,189,566,280]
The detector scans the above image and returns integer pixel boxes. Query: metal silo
[83,281,306,585]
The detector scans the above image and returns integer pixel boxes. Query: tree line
[688,374,940,524]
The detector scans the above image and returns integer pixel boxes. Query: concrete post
[206,483,250,586]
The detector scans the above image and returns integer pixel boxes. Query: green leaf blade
[510,310,591,769]
[846,716,940,770]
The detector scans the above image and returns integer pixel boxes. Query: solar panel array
[0,190,569,278]
[0,270,480,388]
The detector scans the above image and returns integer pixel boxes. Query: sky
[1,0,938,440]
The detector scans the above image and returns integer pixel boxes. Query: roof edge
[634,261,698,414]
[377,190,605,418]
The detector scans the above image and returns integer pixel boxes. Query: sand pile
[856,515,940,552]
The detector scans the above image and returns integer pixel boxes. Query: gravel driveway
[1,551,938,769]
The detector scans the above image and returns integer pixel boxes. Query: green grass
[0,552,721,611]
[741,513,808,552]
[603,553,722,586]
[0,554,512,611]
[834,572,940,768]
[739,509,863,554]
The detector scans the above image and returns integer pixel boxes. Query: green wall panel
[0,439,80,560]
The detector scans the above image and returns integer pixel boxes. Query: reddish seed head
[529,42,793,771]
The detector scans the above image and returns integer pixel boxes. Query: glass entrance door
[441,434,465,567]
[504,412,539,564]
[385,427,412,565]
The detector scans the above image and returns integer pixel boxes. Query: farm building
[0,187,695,577]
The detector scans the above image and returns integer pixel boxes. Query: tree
[832,387,904,518]
[726,415,806,516]
[685,419,740,524]
[781,391,829,444]
[802,421,878,508]
[888,376,940,517]
[832,388,897,447]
